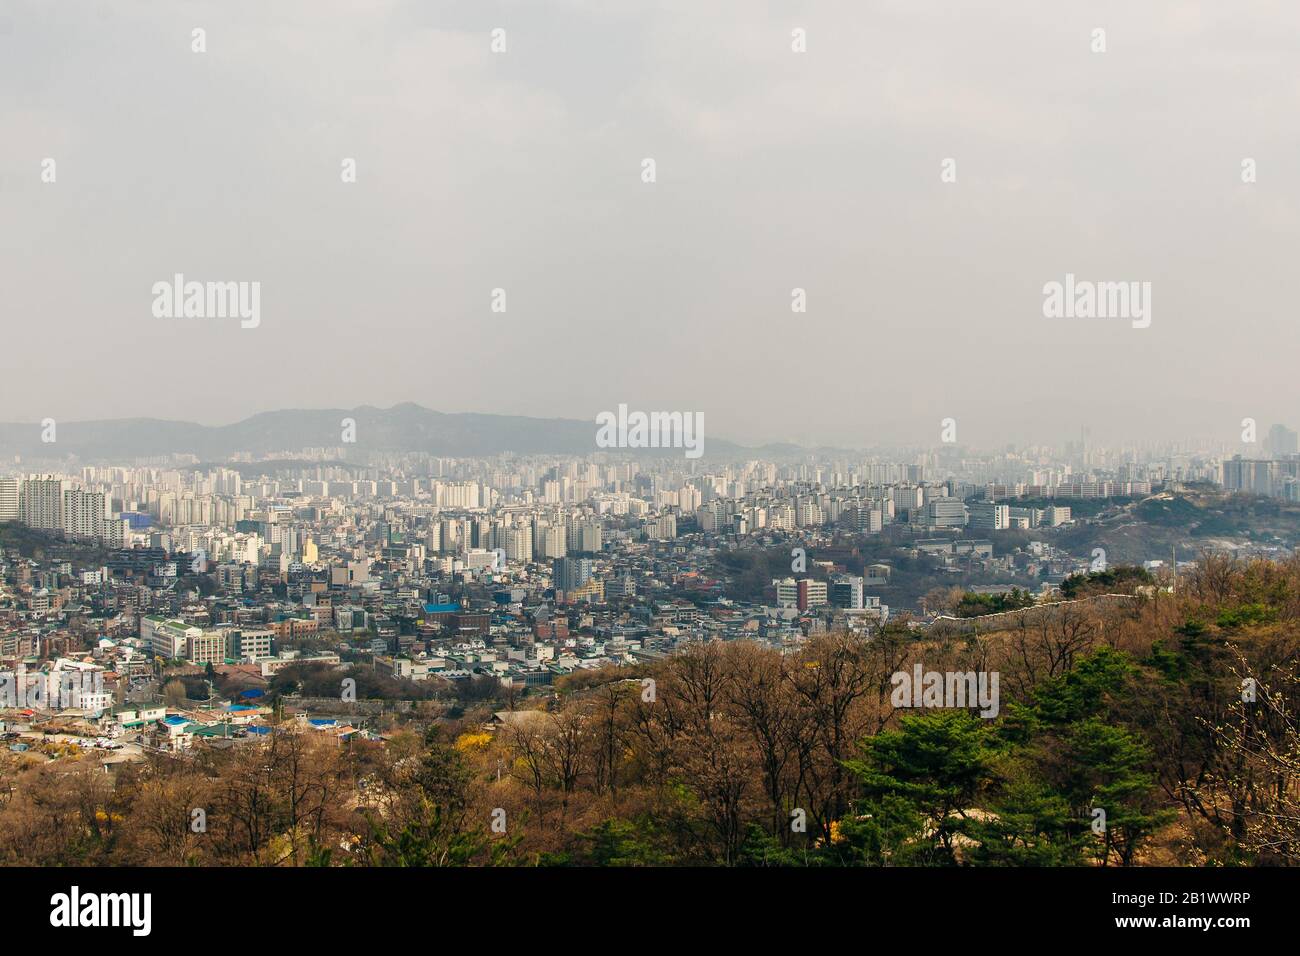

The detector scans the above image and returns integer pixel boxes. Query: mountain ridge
[0,403,828,462]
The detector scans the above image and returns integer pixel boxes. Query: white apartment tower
[62,489,106,539]
[20,476,69,531]
[0,478,19,522]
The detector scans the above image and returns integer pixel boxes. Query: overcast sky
[2,0,1298,449]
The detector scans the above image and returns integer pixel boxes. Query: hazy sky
[3,0,1299,449]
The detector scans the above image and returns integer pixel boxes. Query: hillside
[1049,492,1300,564]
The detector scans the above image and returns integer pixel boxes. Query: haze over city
[4,0,1300,447]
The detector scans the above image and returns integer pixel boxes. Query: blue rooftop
[423,603,460,614]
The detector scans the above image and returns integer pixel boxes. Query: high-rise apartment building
[62,489,106,539]
[0,478,19,521]
[502,526,533,563]
[543,525,567,559]
[20,476,69,531]
[570,521,603,554]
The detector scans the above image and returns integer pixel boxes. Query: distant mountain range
[0,403,814,462]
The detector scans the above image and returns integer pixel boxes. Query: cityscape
[3,0,1289,937]
[1,412,1298,884]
